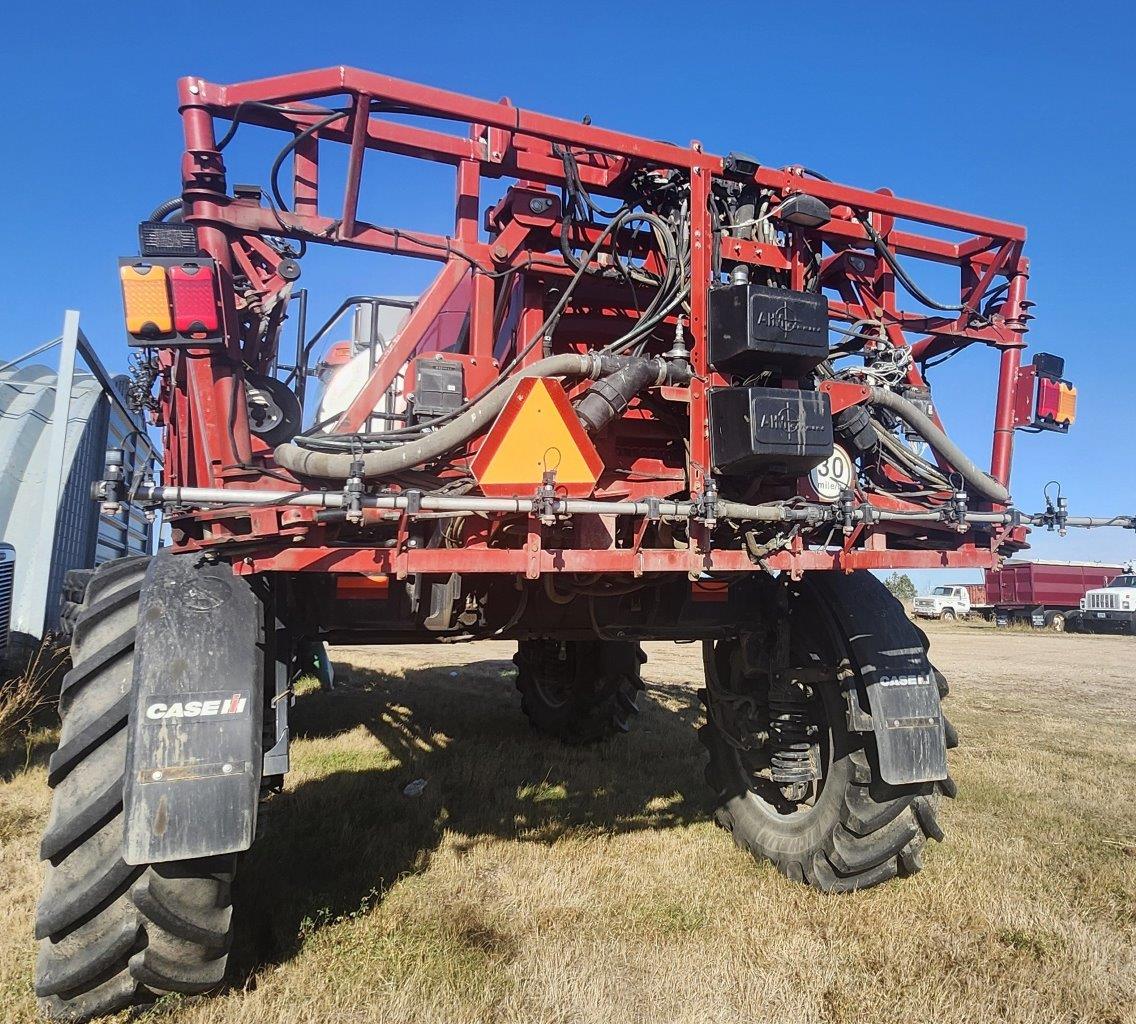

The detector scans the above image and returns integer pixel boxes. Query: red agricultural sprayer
[32,67,1132,1020]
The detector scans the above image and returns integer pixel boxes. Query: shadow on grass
[0,722,57,781]
[230,655,711,983]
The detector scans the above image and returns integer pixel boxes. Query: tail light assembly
[169,264,221,334]
[119,264,173,337]
[118,257,223,347]
[1014,352,1076,433]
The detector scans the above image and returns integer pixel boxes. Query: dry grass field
[2,623,1134,1023]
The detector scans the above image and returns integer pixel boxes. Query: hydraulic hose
[867,387,1010,504]
[800,168,967,314]
[275,353,616,480]
[575,357,691,433]
[149,196,184,222]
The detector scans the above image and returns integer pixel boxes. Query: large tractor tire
[700,572,957,892]
[514,639,645,743]
[35,557,236,1021]
[58,568,97,641]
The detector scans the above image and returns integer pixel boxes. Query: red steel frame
[158,67,1036,579]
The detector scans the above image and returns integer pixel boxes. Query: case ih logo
[145,692,249,722]
[878,673,932,688]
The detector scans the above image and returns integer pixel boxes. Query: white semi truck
[1072,571,1136,634]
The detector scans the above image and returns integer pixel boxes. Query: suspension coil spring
[767,670,815,787]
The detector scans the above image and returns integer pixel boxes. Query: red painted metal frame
[232,542,998,582]
[160,67,1040,577]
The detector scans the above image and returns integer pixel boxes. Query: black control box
[708,283,828,375]
[709,386,833,476]
[412,357,465,419]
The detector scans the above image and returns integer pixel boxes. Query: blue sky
[2,2,1132,585]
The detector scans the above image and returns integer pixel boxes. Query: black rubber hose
[858,216,969,313]
[275,353,605,480]
[575,357,690,433]
[149,196,184,222]
[799,167,968,314]
[867,387,1009,503]
[270,109,350,212]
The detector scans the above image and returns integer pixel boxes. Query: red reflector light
[1035,379,1060,419]
[169,263,220,334]
[1036,378,1077,427]
[335,574,390,600]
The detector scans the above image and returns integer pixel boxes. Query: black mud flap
[123,553,265,865]
[808,571,948,786]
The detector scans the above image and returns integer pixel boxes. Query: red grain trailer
[983,560,1125,629]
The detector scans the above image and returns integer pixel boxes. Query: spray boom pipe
[108,483,1133,532]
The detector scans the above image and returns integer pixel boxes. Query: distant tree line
[884,572,917,603]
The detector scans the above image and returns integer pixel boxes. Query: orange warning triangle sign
[471,377,604,497]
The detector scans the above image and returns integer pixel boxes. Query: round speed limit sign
[805,443,855,502]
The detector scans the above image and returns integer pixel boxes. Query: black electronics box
[708,283,828,375]
[709,386,833,475]
[412,357,465,418]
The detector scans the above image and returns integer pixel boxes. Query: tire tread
[700,573,956,893]
[514,640,645,744]
[35,556,238,1022]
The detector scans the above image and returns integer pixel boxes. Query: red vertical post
[293,133,319,218]
[990,265,1029,490]
[520,277,545,369]
[456,158,490,361]
[178,78,253,483]
[688,156,712,498]
[179,82,234,278]
[455,158,480,242]
[341,93,372,238]
[471,273,494,363]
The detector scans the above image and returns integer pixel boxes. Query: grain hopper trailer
[985,559,1128,629]
[34,67,1128,1020]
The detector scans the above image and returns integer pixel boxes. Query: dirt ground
[1,623,1134,1023]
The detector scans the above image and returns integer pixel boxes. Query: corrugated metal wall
[93,385,154,566]
[0,363,155,640]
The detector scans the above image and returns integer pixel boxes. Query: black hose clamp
[344,458,366,524]
[948,488,969,533]
[838,488,857,534]
[693,480,719,530]
[533,469,559,525]
[1054,495,1068,536]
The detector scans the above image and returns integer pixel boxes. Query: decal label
[877,673,932,689]
[145,691,249,723]
[806,443,854,502]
